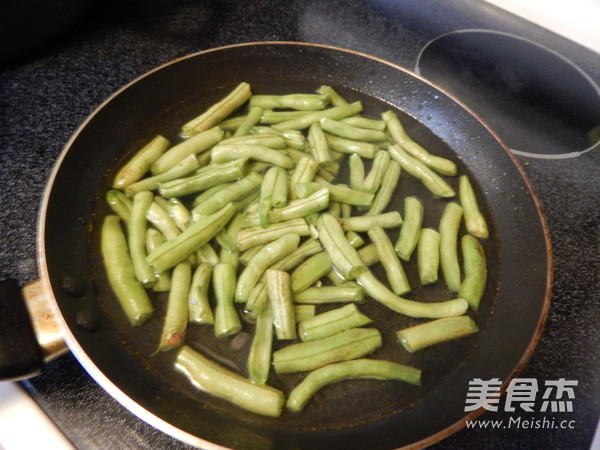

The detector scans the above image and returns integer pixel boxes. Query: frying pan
[0,42,551,449]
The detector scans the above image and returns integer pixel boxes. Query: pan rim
[37,40,553,449]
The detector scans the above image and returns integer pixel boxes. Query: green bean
[315,85,348,106]
[245,280,268,317]
[249,126,307,150]
[129,192,156,288]
[294,286,365,304]
[290,252,332,293]
[188,262,214,325]
[166,198,192,231]
[295,304,316,322]
[258,166,280,227]
[192,172,263,218]
[221,132,286,149]
[459,175,489,239]
[175,345,284,417]
[382,110,457,176]
[317,213,366,280]
[395,196,424,261]
[388,144,455,198]
[220,115,247,131]
[260,110,308,124]
[182,82,252,137]
[147,203,236,272]
[326,242,379,286]
[146,201,181,241]
[272,101,363,130]
[235,234,300,304]
[219,246,239,270]
[396,315,478,353]
[298,304,371,342]
[269,238,323,272]
[320,117,387,142]
[341,116,386,131]
[327,200,341,217]
[348,154,365,191]
[266,270,297,340]
[233,105,264,137]
[101,215,154,326]
[324,133,378,158]
[237,218,310,251]
[272,327,382,374]
[213,263,242,338]
[368,226,410,296]
[250,94,328,111]
[191,182,233,208]
[211,144,294,169]
[297,181,374,207]
[368,159,401,215]
[196,243,219,265]
[289,156,318,199]
[356,270,468,318]
[239,243,265,265]
[339,211,402,232]
[157,261,191,352]
[145,229,171,292]
[271,166,288,207]
[158,157,248,198]
[439,202,463,293]
[308,122,333,167]
[216,212,243,253]
[113,135,170,189]
[286,359,421,412]
[459,235,487,310]
[362,150,391,193]
[125,154,202,196]
[152,126,224,174]
[418,228,441,285]
[247,304,274,385]
[106,189,132,225]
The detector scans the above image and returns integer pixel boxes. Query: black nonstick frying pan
[1,42,551,449]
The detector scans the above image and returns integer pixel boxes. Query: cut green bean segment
[294,286,365,304]
[396,315,479,353]
[260,110,308,124]
[290,156,319,199]
[295,304,316,322]
[439,202,463,293]
[315,85,348,106]
[362,150,391,193]
[341,116,386,131]
[290,252,332,293]
[297,181,374,207]
[245,280,268,317]
[388,145,455,198]
[192,182,232,208]
[250,126,307,150]
[266,270,297,340]
[273,327,382,373]
[298,304,372,341]
[235,234,300,304]
[211,144,294,169]
[146,229,171,292]
[146,201,181,241]
[166,198,192,231]
[175,345,284,417]
[259,166,282,227]
[418,228,441,285]
[272,101,363,130]
[233,106,264,137]
[368,226,410,295]
[237,218,310,251]
[221,132,286,149]
[324,133,378,158]
[250,94,328,111]
[106,189,132,226]
[147,203,236,272]
[101,215,153,326]
[182,82,252,136]
[269,238,322,272]
[308,122,333,167]
[213,263,241,338]
[125,154,202,196]
[157,261,191,352]
[395,196,424,261]
[196,243,219,265]
[459,235,487,310]
[192,172,263,218]
[383,110,457,176]
[459,175,489,239]
[152,126,224,174]
[339,211,402,232]
[357,270,468,318]
[129,192,156,288]
[245,188,330,227]
[247,304,274,385]
[368,159,401,215]
[320,117,387,142]
[348,154,365,191]
[158,157,248,198]
[113,135,170,189]
[188,263,214,324]
[317,213,366,280]
[286,358,421,412]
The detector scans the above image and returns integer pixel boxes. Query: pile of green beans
[102,82,489,417]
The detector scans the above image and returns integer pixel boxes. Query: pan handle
[0,279,67,381]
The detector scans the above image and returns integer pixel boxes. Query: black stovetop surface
[1,0,599,448]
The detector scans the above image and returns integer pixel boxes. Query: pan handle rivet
[61,275,86,297]
[75,308,101,331]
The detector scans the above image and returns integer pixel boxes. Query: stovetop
[1,0,599,448]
